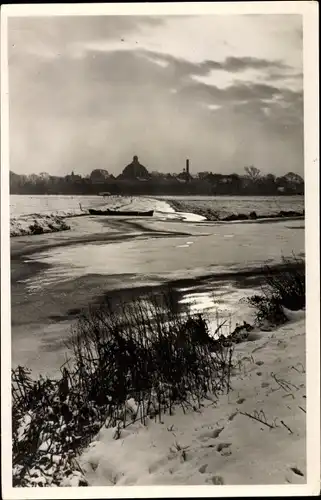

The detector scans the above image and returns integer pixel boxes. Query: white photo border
[1,2,319,498]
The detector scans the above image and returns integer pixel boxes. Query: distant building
[65,171,82,183]
[119,155,150,181]
[89,169,111,184]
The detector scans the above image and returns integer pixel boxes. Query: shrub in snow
[247,255,305,326]
[12,290,234,487]
[10,215,70,237]
[67,293,234,427]
[12,367,89,487]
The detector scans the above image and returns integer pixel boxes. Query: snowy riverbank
[9,195,304,237]
[10,214,72,237]
[167,199,304,223]
[11,306,306,488]
[10,222,308,489]
[79,311,306,487]
[9,196,196,237]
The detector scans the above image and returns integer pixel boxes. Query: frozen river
[10,213,304,377]
[22,217,304,291]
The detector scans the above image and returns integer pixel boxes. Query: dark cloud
[177,80,287,105]
[266,71,303,82]
[215,56,289,72]
[139,50,290,78]
[9,41,303,176]
[10,47,298,119]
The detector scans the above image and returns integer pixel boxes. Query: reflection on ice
[178,283,257,337]
[179,291,215,311]
[21,218,304,296]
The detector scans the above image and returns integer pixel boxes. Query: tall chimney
[186,158,190,177]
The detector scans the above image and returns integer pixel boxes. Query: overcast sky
[8,14,303,177]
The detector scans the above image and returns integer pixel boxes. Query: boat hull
[88,209,154,217]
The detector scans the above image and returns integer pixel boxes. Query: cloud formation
[8,14,303,176]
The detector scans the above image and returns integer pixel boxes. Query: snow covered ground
[10,214,71,237]
[9,195,204,237]
[10,194,305,237]
[79,311,306,487]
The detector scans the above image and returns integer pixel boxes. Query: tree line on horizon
[10,166,304,196]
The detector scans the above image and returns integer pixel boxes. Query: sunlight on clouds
[208,104,222,111]
[191,68,266,90]
[72,15,302,72]
[71,39,138,57]
[8,14,303,177]
[142,56,169,68]
[127,15,302,69]
[192,67,302,92]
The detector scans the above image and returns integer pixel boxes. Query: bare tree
[244,165,261,182]
[283,172,304,185]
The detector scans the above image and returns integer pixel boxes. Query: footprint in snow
[207,475,225,485]
[212,427,224,438]
[201,442,216,448]
[217,443,232,456]
[199,464,208,474]
[217,442,231,452]
[199,427,224,441]
[277,340,288,349]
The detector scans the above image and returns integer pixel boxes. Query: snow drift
[80,316,306,486]
[9,195,204,237]
[10,215,71,237]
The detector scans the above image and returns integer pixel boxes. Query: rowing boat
[88,209,154,216]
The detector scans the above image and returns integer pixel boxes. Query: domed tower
[121,155,150,180]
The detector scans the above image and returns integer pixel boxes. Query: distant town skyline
[8,14,303,177]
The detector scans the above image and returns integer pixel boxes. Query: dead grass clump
[247,255,305,326]
[12,291,233,487]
